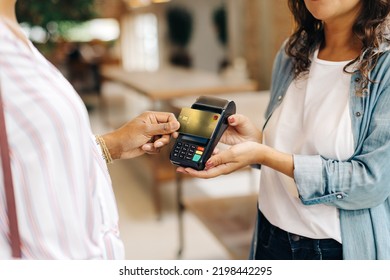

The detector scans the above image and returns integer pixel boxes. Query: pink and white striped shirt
[0,21,124,259]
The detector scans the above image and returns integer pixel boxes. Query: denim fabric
[254,43,390,259]
[251,210,342,260]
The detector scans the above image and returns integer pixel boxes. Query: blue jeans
[250,209,343,260]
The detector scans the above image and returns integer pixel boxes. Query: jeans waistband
[252,209,343,259]
[259,209,341,245]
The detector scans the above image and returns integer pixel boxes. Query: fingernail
[206,161,214,169]
[143,145,152,151]
[155,141,163,148]
[229,116,235,123]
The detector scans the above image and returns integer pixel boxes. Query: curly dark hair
[286,0,390,88]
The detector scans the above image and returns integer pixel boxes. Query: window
[122,13,159,71]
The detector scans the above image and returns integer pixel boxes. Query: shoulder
[370,50,390,83]
[271,40,294,86]
[274,40,290,64]
[377,49,390,65]
[0,19,16,42]
[0,20,12,45]
[0,19,8,34]
[272,40,294,77]
[0,20,24,57]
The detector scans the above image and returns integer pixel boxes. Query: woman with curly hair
[178,0,390,259]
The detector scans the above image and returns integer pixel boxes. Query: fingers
[141,143,161,154]
[172,131,179,139]
[145,112,180,136]
[176,166,216,178]
[175,149,237,179]
[227,114,249,127]
[147,121,180,136]
[151,111,178,123]
[176,163,235,179]
[142,134,171,153]
[153,134,171,148]
[205,149,234,169]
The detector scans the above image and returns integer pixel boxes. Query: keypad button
[192,154,201,162]
[174,141,204,163]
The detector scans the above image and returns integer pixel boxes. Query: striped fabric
[0,21,124,259]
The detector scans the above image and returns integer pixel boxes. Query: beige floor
[85,86,265,260]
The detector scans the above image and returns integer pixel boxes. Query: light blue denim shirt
[260,44,390,259]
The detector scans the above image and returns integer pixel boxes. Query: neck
[0,0,17,23]
[323,19,358,49]
[319,9,362,61]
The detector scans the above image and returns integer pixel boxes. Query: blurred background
[16,0,293,260]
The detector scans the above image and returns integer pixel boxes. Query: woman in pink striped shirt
[0,0,179,259]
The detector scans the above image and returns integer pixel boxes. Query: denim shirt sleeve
[293,52,390,210]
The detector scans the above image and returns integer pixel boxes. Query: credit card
[177,107,220,139]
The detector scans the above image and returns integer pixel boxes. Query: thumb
[147,121,180,136]
[228,114,248,127]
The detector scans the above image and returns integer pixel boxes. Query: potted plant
[16,0,96,32]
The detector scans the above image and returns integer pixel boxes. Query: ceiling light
[125,0,151,9]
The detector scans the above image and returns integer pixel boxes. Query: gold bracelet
[95,135,113,164]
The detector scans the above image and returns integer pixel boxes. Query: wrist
[101,133,122,161]
[256,130,263,144]
[254,143,266,165]
[250,134,262,145]
[249,144,263,169]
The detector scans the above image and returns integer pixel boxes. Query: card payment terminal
[170,96,236,170]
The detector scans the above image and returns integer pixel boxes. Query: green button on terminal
[192,154,201,162]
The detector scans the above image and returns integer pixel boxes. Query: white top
[259,49,355,242]
[0,21,124,259]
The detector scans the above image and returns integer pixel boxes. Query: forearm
[257,144,294,178]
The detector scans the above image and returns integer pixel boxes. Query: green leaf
[16,0,97,29]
